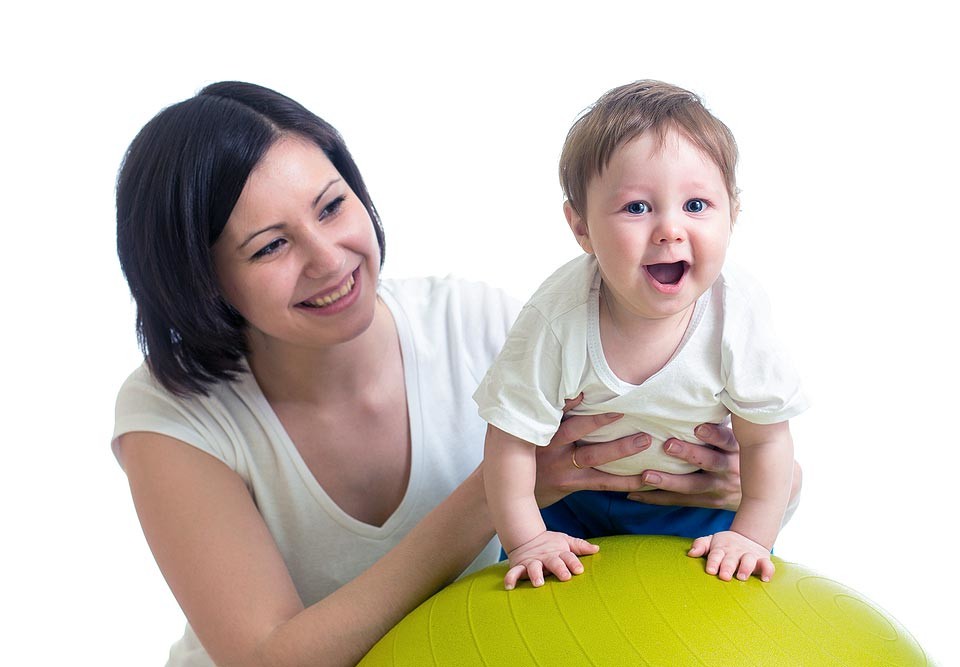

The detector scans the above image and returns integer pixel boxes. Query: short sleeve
[112,364,237,470]
[473,305,566,446]
[719,277,809,424]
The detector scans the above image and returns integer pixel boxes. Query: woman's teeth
[303,274,355,307]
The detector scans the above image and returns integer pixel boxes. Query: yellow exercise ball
[360,535,931,666]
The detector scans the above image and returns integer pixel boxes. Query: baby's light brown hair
[559,80,740,219]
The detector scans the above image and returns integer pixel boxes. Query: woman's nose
[302,231,345,280]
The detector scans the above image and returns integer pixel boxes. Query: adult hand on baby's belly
[624,423,745,511]
[589,437,700,478]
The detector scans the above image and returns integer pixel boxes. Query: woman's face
[212,136,381,353]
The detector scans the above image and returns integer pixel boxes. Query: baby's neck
[598,291,697,386]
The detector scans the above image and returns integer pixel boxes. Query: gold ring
[571,448,584,469]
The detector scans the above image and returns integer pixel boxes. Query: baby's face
[569,128,732,322]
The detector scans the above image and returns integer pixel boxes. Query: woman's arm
[119,432,498,667]
[120,416,650,666]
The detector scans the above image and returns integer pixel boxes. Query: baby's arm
[483,424,598,590]
[688,417,794,581]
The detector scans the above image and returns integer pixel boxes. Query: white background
[3,1,957,664]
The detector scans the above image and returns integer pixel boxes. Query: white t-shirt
[474,254,808,475]
[113,277,519,667]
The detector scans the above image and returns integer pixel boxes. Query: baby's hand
[688,531,774,582]
[504,531,599,590]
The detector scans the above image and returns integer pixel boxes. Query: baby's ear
[564,201,593,254]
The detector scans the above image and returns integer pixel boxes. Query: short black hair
[116,81,385,396]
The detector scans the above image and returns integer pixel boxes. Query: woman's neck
[245,298,398,407]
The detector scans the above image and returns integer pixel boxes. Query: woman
[114,81,800,666]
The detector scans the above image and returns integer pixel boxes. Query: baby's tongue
[647,261,685,285]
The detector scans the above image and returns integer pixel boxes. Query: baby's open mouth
[645,261,688,286]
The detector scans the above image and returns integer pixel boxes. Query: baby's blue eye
[684,199,707,213]
[626,201,649,215]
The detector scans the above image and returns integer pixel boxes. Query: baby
[475,80,807,590]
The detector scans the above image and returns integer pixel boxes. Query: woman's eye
[684,199,707,213]
[320,195,346,220]
[626,201,649,215]
[252,238,286,260]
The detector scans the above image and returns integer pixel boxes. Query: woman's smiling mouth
[300,271,357,308]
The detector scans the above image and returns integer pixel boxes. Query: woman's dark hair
[116,81,385,396]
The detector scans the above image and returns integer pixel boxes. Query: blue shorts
[540,490,735,539]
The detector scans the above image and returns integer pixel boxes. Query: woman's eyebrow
[237,178,342,251]
[238,223,284,251]
[311,178,341,209]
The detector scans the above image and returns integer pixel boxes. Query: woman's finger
[550,412,624,447]
[662,437,738,473]
[561,393,584,414]
[694,422,739,452]
[571,434,651,468]
[630,489,733,509]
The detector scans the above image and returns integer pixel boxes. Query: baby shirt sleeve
[473,304,566,446]
[719,279,809,424]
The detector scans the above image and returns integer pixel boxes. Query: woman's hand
[536,409,802,517]
[628,423,744,510]
[628,423,803,517]
[534,395,652,507]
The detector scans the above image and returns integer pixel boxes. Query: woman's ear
[564,200,594,254]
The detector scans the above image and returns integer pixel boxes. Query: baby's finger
[559,550,585,576]
[758,558,775,582]
[736,553,758,581]
[688,535,712,558]
[567,536,600,556]
[526,560,545,587]
[705,548,725,576]
[717,553,740,581]
[504,564,527,591]
[544,555,573,582]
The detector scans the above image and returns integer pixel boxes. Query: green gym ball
[360,535,931,666]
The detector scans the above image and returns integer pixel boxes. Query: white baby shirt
[474,254,808,475]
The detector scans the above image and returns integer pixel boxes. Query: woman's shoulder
[113,360,255,470]
[115,360,250,411]
[379,276,521,380]
[380,275,522,328]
